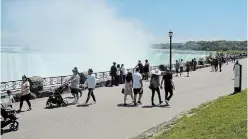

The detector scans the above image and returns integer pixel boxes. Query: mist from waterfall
[1,0,155,81]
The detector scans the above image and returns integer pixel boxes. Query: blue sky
[108,0,247,41]
[1,0,247,44]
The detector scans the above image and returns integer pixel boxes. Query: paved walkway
[2,59,247,139]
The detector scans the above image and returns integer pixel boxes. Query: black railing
[0,66,159,92]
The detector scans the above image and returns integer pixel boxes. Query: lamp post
[169,30,173,71]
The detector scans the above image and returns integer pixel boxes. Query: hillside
[151,40,247,51]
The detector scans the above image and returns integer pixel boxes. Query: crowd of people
[2,52,246,112]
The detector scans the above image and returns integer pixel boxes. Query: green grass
[154,89,247,139]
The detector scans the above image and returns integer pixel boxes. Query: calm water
[1,49,213,82]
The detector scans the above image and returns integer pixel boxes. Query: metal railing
[1,66,160,92]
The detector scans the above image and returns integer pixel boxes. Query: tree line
[151,40,247,51]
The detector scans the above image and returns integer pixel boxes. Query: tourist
[110,62,117,86]
[135,60,144,78]
[210,58,215,72]
[150,69,163,106]
[121,64,127,84]
[186,61,190,77]
[144,59,150,80]
[218,57,223,72]
[116,64,121,86]
[214,58,218,72]
[68,67,80,104]
[123,72,134,106]
[132,68,143,105]
[193,58,197,71]
[179,59,184,76]
[175,60,180,76]
[84,69,96,104]
[18,75,32,112]
[6,90,15,108]
[161,71,175,106]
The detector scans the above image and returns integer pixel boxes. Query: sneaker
[137,101,142,104]
[27,108,32,111]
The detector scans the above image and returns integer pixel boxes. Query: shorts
[133,88,143,95]
[180,67,183,72]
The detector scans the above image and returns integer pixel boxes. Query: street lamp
[169,30,173,71]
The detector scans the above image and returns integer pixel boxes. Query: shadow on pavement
[141,104,170,108]
[2,129,13,135]
[117,103,138,108]
[76,103,93,107]
[64,96,75,99]
[44,103,75,109]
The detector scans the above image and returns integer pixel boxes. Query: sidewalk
[2,58,247,139]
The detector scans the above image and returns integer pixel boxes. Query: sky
[1,0,247,45]
[107,0,247,42]
[0,0,247,81]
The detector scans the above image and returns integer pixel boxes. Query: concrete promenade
[2,58,247,139]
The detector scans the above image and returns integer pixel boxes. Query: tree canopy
[151,40,247,51]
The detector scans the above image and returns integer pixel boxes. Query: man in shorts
[132,68,143,105]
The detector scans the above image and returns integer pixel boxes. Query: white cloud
[1,0,156,79]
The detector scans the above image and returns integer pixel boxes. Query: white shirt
[179,61,183,67]
[132,72,142,89]
[83,74,96,89]
[121,67,127,75]
[70,74,80,89]
[116,68,121,76]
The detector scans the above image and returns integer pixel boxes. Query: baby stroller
[46,83,69,108]
[1,105,19,134]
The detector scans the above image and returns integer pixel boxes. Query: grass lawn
[154,89,247,139]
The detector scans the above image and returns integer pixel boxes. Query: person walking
[123,72,134,106]
[179,59,184,76]
[116,64,121,86]
[218,57,223,72]
[149,69,163,106]
[186,61,190,77]
[68,67,80,104]
[132,68,143,105]
[121,64,127,84]
[161,71,175,106]
[18,75,32,112]
[84,69,96,104]
[144,59,150,80]
[135,60,144,79]
[175,60,180,76]
[110,62,117,86]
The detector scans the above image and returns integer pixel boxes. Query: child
[7,90,15,108]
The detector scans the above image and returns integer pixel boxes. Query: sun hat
[151,69,161,75]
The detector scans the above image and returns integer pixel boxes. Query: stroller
[46,83,69,108]
[1,105,19,134]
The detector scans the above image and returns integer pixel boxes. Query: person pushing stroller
[68,67,81,104]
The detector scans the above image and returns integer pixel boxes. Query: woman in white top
[83,69,96,104]
[116,64,121,86]
[18,75,32,112]
[121,64,127,83]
